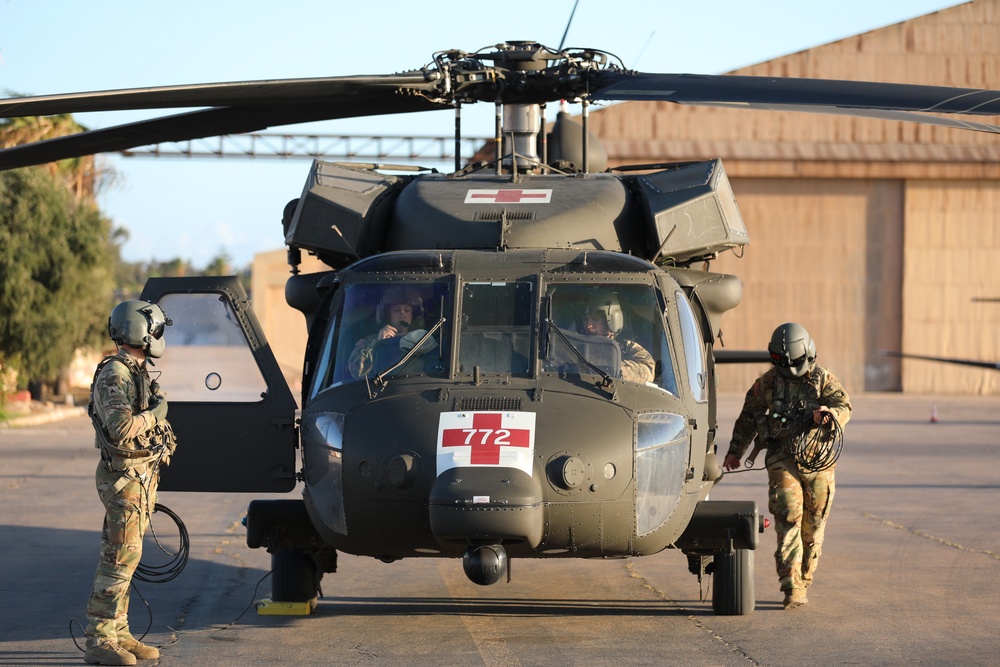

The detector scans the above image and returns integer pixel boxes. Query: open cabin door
[140,276,297,492]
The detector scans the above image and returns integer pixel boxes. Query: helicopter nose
[428,467,544,553]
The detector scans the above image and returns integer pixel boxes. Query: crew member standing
[723,322,850,610]
[84,301,175,665]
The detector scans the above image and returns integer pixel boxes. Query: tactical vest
[755,368,823,447]
[88,352,175,465]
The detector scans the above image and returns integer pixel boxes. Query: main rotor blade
[714,350,771,364]
[3,52,1000,170]
[881,350,1000,371]
[591,72,1000,116]
[691,101,1000,133]
[0,95,447,170]
[0,73,437,118]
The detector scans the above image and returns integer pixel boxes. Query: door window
[154,292,268,402]
[675,290,708,403]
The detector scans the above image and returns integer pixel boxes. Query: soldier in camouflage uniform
[84,301,175,665]
[724,323,851,610]
[579,290,655,384]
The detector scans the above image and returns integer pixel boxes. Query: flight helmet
[768,322,816,378]
[376,286,423,325]
[108,300,172,359]
[584,290,624,335]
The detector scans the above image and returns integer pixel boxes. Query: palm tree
[0,109,113,200]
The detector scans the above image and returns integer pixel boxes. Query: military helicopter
[2,42,999,617]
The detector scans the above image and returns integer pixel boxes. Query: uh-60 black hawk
[2,42,999,616]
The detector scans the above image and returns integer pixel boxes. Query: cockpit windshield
[310,281,449,396]
[308,278,678,396]
[543,283,678,393]
[457,281,533,375]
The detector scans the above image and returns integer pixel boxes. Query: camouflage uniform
[348,332,387,379]
[85,349,174,657]
[619,338,655,384]
[348,329,434,379]
[728,365,851,597]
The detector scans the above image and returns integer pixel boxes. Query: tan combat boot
[782,588,808,610]
[83,639,137,665]
[118,635,160,660]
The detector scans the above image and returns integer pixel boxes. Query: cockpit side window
[310,281,449,395]
[457,281,533,375]
[675,290,708,403]
[542,283,677,392]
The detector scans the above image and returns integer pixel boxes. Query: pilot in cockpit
[580,291,655,384]
[348,285,433,379]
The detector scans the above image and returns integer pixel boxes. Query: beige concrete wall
[901,180,1000,394]
[590,0,1000,396]
[251,178,1000,397]
[711,178,903,395]
[251,250,331,399]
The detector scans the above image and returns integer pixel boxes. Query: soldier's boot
[117,635,160,660]
[782,588,808,610]
[83,640,137,665]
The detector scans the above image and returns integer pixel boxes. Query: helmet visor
[770,350,815,379]
[142,307,172,340]
[769,351,811,368]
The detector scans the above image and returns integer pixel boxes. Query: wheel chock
[255,598,315,616]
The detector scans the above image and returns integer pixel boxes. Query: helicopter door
[139,276,297,493]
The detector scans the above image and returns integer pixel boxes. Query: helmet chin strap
[119,342,148,365]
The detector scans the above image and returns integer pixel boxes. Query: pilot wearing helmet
[348,285,432,379]
[723,322,851,611]
[84,300,174,665]
[580,291,655,384]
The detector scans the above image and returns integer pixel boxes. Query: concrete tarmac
[1,392,998,666]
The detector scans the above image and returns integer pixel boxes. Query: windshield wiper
[545,318,616,390]
[368,316,447,397]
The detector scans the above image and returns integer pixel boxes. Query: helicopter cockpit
[306,264,684,395]
[310,281,452,392]
[542,283,676,392]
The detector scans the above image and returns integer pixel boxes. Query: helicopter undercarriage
[246,495,760,615]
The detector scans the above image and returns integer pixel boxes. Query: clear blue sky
[0,0,965,268]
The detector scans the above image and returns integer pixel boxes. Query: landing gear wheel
[271,547,320,603]
[711,547,755,615]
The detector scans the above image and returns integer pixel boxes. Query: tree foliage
[0,113,112,200]
[0,111,252,395]
[0,168,117,384]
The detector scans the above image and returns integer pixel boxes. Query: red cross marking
[441,412,532,465]
[469,189,549,203]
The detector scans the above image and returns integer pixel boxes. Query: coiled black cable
[135,503,190,584]
[788,414,844,472]
[71,502,189,651]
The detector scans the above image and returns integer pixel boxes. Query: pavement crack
[351,642,379,660]
[859,511,1000,561]
[624,561,763,666]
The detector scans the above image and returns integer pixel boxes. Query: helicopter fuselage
[141,159,760,606]
[294,248,712,561]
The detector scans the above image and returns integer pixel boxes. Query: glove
[150,397,168,423]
